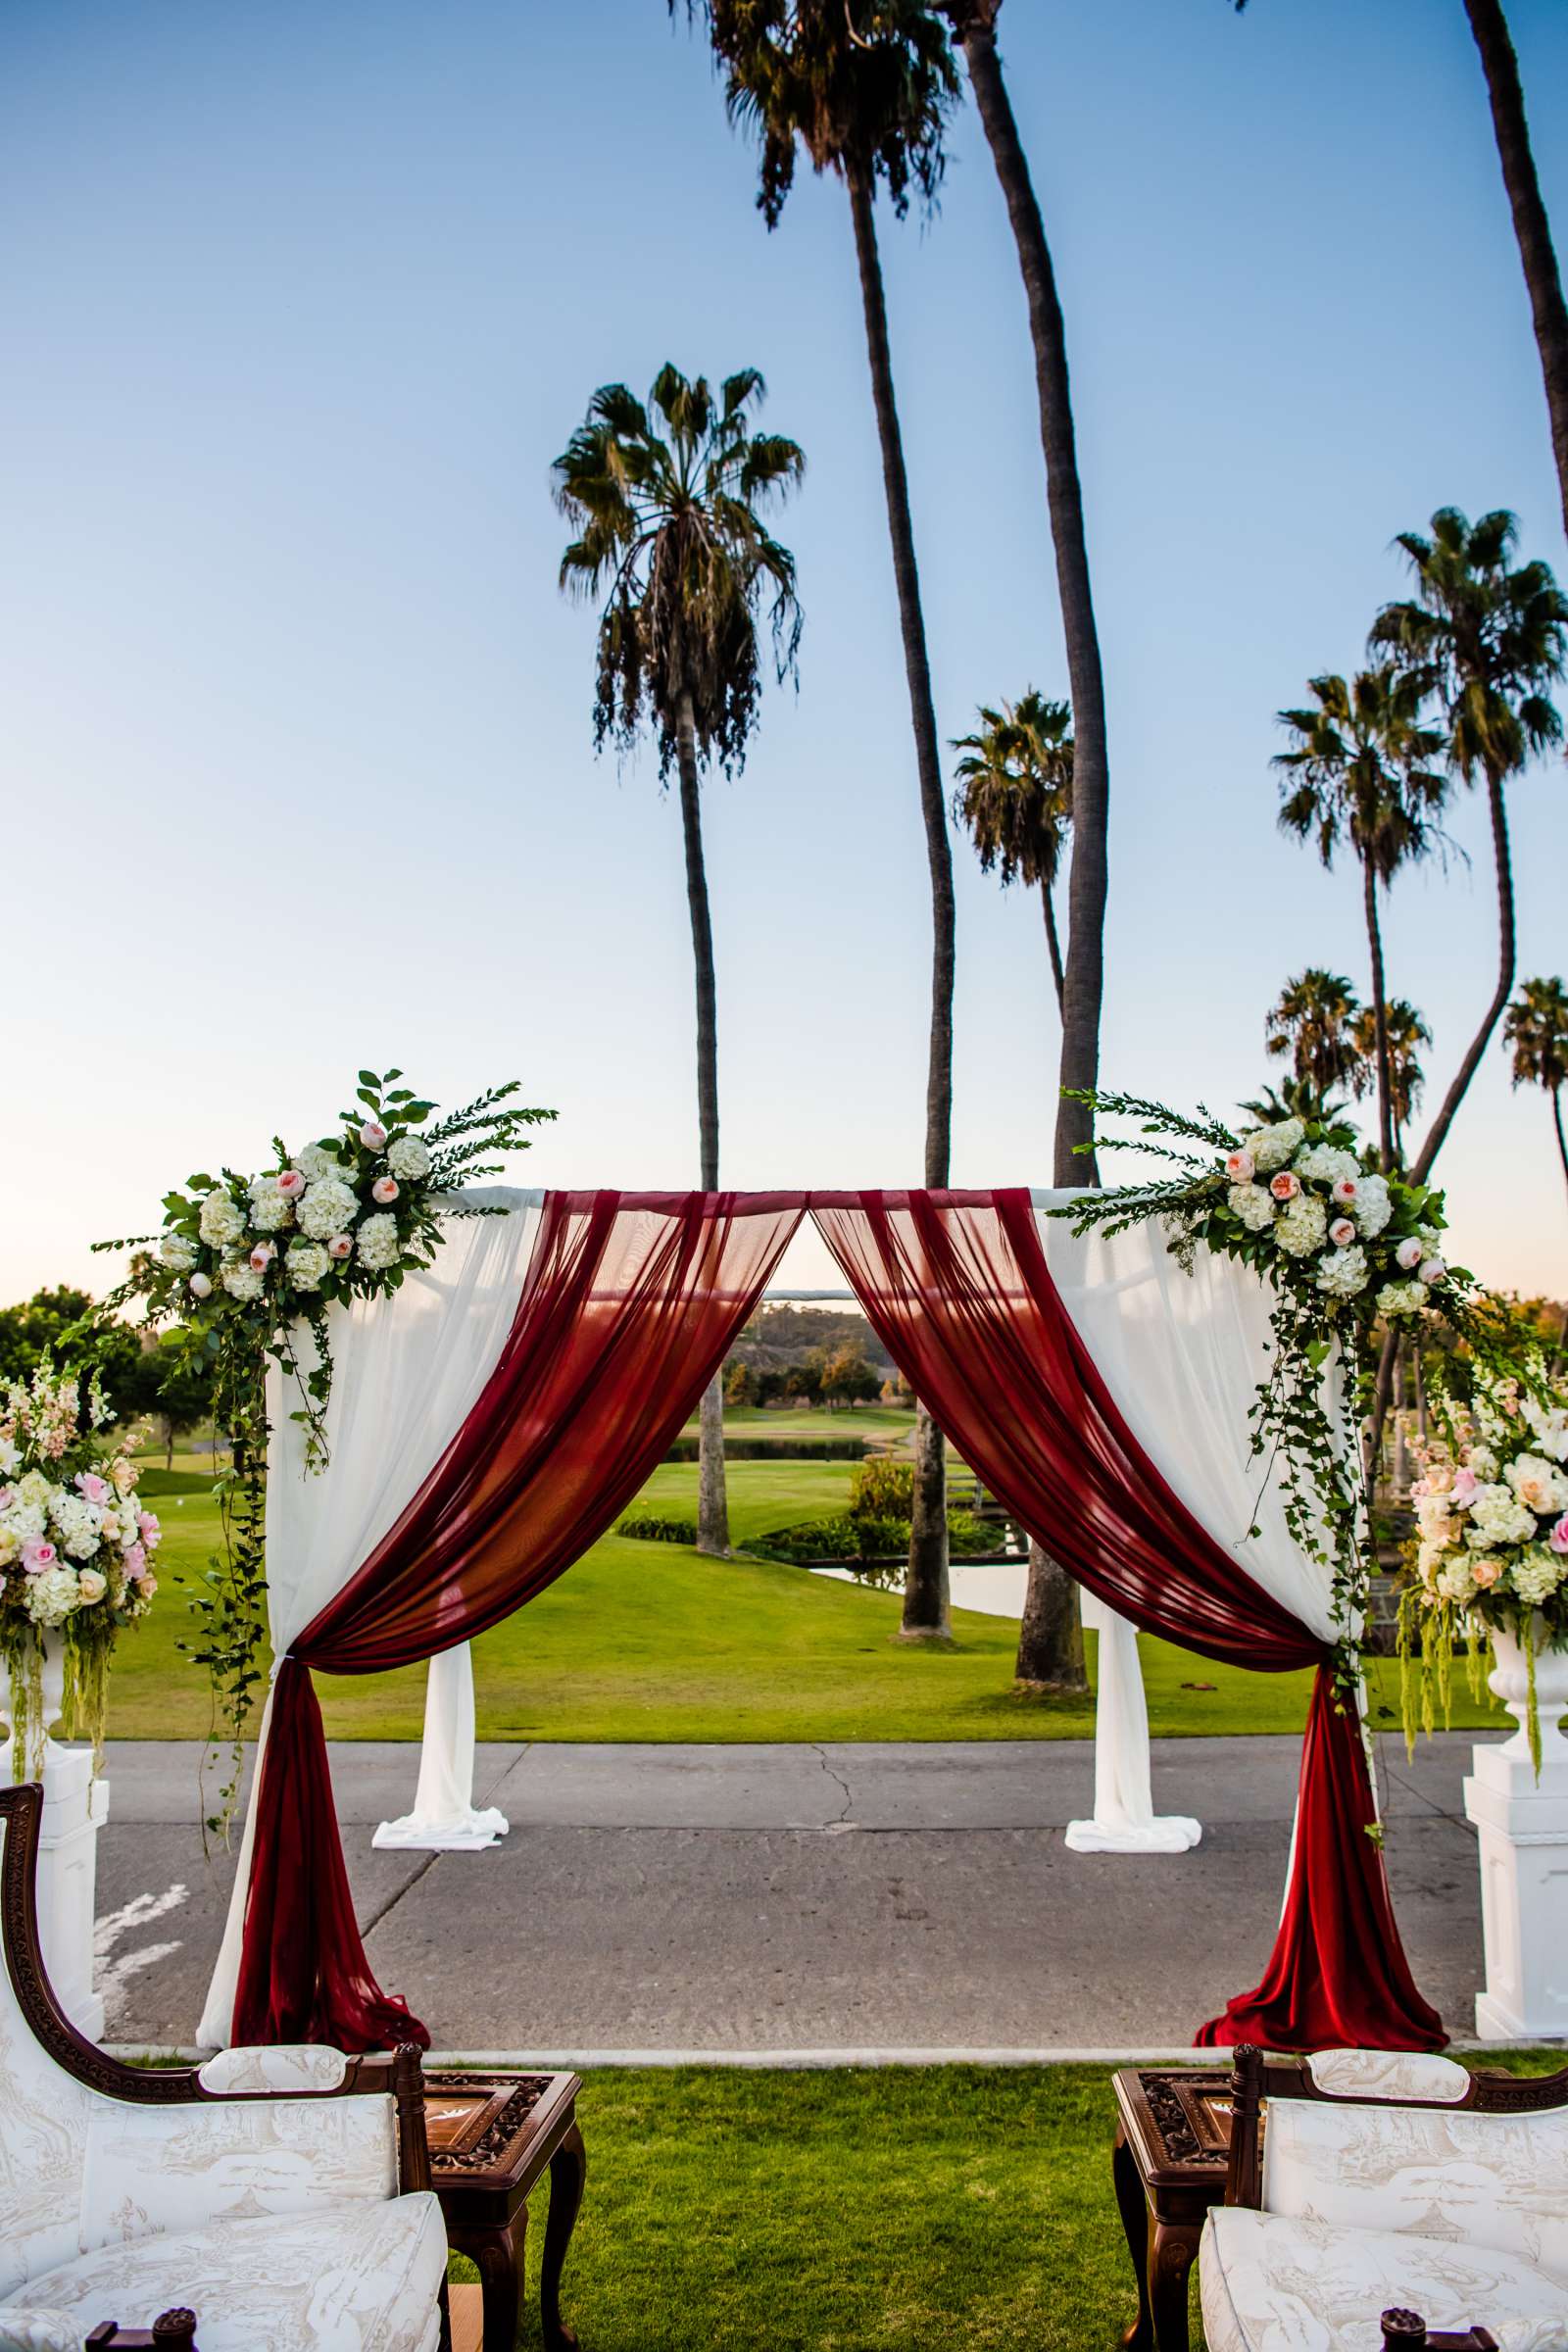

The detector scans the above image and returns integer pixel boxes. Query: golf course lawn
[104,1457,1512,1744]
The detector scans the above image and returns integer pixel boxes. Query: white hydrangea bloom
[386,1136,431,1181]
[159,1234,198,1272]
[355,1212,401,1271]
[1351,1172,1393,1239]
[0,1527,19,1567]
[1377,1278,1429,1317]
[1510,1548,1564,1608]
[1243,1118,1305,1174]
[26,1563,81,1626]
[220,1261,265,1303]
[198,1188,247,1249]
[4,1501,46,1544]
[296,1141,349,1184]
[50,1494,103,1560]
[1466,1445,1499,1481]
[1293,1143,1360,1188]
[1314,1243,1368,1298]
[17,1471,51,1509]
[1468,1487,1539,1548]
[247,1186,294,1234]
[285,1238,331,1291]
[1228,1181,1277,1234]
[1273,1192,1328,1257]
[296,1175,359,1241]
[1435,1560,1477,1605]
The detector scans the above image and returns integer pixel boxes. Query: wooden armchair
[0,1783,450,2352]
[1200,2043,1568,2352]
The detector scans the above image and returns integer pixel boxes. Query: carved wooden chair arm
[84,2312,199,2351]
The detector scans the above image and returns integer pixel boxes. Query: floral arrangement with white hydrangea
[0,1360,160,1776]
[1399,1358,1568,1770]
[1054,1091,1477,1704]
[97,1068,554,1824]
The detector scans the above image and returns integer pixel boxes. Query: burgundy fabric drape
[812,1188,1443,2051]
[233,1190,803,2049]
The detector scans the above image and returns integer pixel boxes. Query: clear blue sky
[2,0,1565,1299]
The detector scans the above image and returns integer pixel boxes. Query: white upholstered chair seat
[6,2191,447,2352]
[1200,2206,1568,2352]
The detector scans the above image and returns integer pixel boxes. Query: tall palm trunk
[1464,0,1568,543]
[955,5,1108,1189]
[1552,1084,1568,1200]
[1041,877,1064,1017]
[1361,858,1395,1172]
[676,687,729,1557]
[845,154,956,1642]
[955,6,1097,1692]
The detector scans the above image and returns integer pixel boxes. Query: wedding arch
[196,1185,1441,2058]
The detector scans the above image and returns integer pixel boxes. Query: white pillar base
[29,1744,109,2041]
[1073,1599,1203,1860]
[1462,1626,1568,2042]
[1065,1814,1202,1855]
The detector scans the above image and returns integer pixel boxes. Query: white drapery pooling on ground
[1034,1194,1338,1855]
[372,1642,509,1851]
[198,1189,544,2048]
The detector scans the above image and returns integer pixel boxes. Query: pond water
[811,1558,1028,1620]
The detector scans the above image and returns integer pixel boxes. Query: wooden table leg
[1146,2214,1201,2352]
[470,2214,525,2352]
[540,2122,587,2352]
[1112,2125,1154,2352]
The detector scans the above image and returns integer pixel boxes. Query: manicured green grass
[105,1460,1513,1744]
[680,1406,915,1439]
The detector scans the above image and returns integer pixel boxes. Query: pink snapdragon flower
[1328,1217,1356,1249]
[1331,1176,1358,1204]
[74,1471,111,1505]
[276,1168,307,1199]
[22,1538,57,1573]
[1269,1171,1300,1201]
[1396,1238,1424,1271]
[1224,1149,1255,1183]
[1550,1514,1568,1557]
[360,1120,388,1151]
[371,1176,400,1204]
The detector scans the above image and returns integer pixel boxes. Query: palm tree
[1461,1,1568,545]
[940,0,1109,1184]
[1503,975,1568,1200]
[1263,969,1363,1102]
[951,688,1083,1690]
[1349,998,1432,1163]
[952,690,1073,1012]
[692,0,960,1640]
[1371,509,1567,1186]
[1239,1075,1352,1129]
[1273,668,1446,1170]
[554,364,804,1556]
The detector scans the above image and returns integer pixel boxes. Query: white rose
[354,1211,401,1272]
[1274,1192,1328,1257]
[285,1238,331,1291]
[296,1176,359,1241]
[198,1188,247,1249]
[1314,1243,1368,1298]
[1396,1236,1424,1271]
[1350,1172,1392,1239]
[76,1567,107,1604]
[1505,1453,1568,1516]
[1244,1118,1305,1174]
[158,1234,198,1272]
[1228,1182,1278,1234]
[386,1137,431,1181]
[1417,1256,1446,1287]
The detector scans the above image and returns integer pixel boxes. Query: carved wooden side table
[1111,2066,1235,2352]
[423,2069,586,2351]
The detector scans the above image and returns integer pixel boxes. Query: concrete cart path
[93,1732,1484,2053]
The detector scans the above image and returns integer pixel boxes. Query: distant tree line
[0,1286,214,1469]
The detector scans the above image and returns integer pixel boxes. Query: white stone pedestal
[1,1634,109,2040]
[1462,1626,1568,2042]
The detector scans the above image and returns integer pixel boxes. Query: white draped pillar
[372,1642,510,1850]
[1066,1592,1201,1853]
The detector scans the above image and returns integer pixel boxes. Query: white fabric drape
[372,1642,510,1850]
[198,1189,544,2046]
[1035,1192,1336,1857]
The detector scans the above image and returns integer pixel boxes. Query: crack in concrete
[809,1744,855,1826]
[360,1852,440,1940]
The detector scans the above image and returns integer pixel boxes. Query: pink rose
[0,1488,14,1514]
[276,1168,307,1199]
[248,1243,274,1274]
[1418,1256,1446,1287]
[22,1539,57,1574]
[1472,1555,1503,1589]
[1224,1149,1255,1183]
[134,1572,158,1599]
[122,1543,146,1576]
[371,1176,400,1204]
[1396,1237,1424,1271]
[360,1121,388,1151]
[1450,1465,1478,1505]
[1331,1176,1358,1203]
[188,1271,213,1298]
[327,1234,354,1260]
[138,1512,161,1547]
[1269,1170,1300,1201]
[74,1471,111,1505]
[1328,1217,1356,1249]
[1550,1515,1568,1557]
